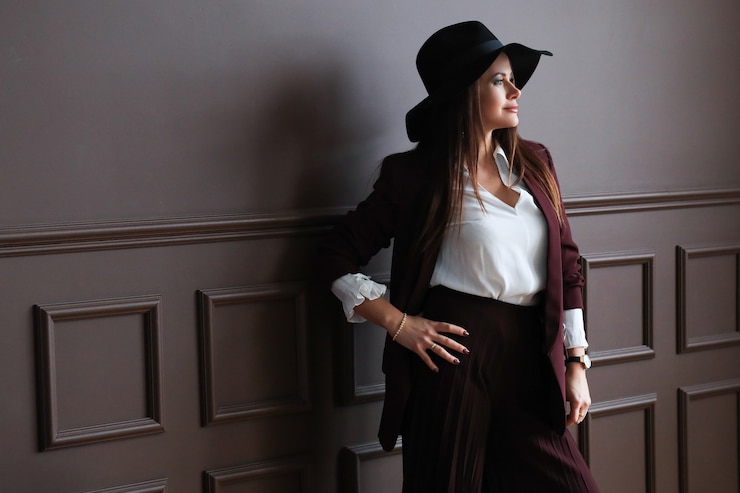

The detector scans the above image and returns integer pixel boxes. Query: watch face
[583,355,592,369]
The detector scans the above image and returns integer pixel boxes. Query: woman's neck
[477,135,497,167]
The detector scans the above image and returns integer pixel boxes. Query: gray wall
[3,1,739,223]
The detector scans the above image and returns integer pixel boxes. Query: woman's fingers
[427,341,460,366]
[567,405,589,426]
[399,317,470,371]
[392,315,471,371]
[437,321,470,338]
[430,322,470,356]
[565,368,591,425]
[416,342,457,372]
[432,333,470,356]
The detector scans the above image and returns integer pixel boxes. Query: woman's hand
[565,364,591,426]
[352,296,469,372]
[391,313,469,372]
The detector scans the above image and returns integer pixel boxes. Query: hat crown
[416,21,502,94]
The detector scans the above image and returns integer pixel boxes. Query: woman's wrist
[565,347,591,370]
[354,296,405,335]
[392,313,408,341]
[566,346,586,357]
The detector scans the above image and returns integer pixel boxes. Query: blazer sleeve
[541,145,585,311]
[317,155,403,290]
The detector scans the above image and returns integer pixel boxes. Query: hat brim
[406,44,552,142]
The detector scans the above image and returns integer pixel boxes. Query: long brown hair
[413,82,564,256]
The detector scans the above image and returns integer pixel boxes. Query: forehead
[483,52,513,75]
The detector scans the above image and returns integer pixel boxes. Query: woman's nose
[507,82,521,99]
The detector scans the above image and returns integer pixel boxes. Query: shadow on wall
[250,56,383,211]
[243,52,392,485]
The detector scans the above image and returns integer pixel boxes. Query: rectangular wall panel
[198,283,311,425]
[580,394,657,493]
[676,244,740,352]
[340,440,402,493]
[580,251,655,365]
[204,457,310,493]
[678,379,740,493]
[34,295,164,450]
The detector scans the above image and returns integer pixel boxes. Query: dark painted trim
[0,209,342,257]
[81,478,167,493]
[1,188,739,257]
[564,187,740,216]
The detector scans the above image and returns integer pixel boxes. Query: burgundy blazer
[318,141,585,451]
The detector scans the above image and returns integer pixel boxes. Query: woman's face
[477,53,521,133]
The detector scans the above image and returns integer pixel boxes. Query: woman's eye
[493,77,515,86]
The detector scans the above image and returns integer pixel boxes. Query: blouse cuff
[331,273,388,323]
[564,308,589,349]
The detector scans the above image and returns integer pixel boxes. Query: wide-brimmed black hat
[405,20,552,142]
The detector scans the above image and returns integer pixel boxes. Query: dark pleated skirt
[401,286,600,493]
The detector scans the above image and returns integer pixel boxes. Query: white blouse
[429,150,547,305]
[331,147,588,349]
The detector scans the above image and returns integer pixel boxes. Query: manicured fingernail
[433,367,439,373]
[463,330,469,336]
[454,358,460,365]
[462,348,470,355]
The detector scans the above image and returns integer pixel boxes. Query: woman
[319,20,600,492]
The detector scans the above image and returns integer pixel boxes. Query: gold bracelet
[392,313,408,342]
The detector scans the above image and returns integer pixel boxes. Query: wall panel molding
[579,393,657,493]
[0,209,341,258]
[339,439,402,493]
[678,378,740,493]
[676,243,740,353]
[580,251,655,365]
[197,283,310,425]
[81,478,167,493]
[564,188,740,216]
[204,456,310,493]
[33,295,164,450]
[1,187,738,257]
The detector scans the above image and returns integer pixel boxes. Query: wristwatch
[565,354,591,369]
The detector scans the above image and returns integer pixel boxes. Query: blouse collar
[493,145,519,188]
